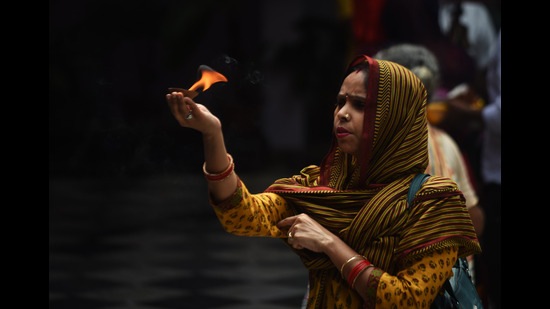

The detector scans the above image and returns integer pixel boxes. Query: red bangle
[347,259,372,287]
[340,255,364,278]
[203,154,234,181]
[352,264,375,289]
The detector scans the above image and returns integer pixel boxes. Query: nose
[338,110,350,121]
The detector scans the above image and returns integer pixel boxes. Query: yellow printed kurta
[212,178,470,308]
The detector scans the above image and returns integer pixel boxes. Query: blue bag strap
[407,173,430,208]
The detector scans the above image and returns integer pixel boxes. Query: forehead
[340,70,367,95]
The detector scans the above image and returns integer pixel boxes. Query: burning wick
[169,65,228,120]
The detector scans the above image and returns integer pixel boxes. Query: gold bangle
[351,264,375,289]
[205,170,234,182]
[203,154,234,181]
[340,254,364,278]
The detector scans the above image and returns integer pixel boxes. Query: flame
[189,65,228,92]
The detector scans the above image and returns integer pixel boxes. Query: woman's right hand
[166,92,221,136]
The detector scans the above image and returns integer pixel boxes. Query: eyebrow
[337,94,367,101]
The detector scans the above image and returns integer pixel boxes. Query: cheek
[353,114,364,135]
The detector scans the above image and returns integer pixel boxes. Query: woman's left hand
[277,213,337,252]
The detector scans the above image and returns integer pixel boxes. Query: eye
[335,94,366,110]
[335,95,346,108]
[352,98,365,110]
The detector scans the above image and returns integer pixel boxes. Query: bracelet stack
[348,260,374,288]
[340,255,363,278]
[203,154,234,182]
[340,254,375,289]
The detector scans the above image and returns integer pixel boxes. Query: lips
[336,126,350,138]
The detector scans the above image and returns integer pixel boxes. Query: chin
[337,143,357,155]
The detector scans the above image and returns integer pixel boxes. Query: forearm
[321,235,381,304]
[324,236,364,281]
[166,92,239,201]
[202,131,238,203]
[323,238,378,303]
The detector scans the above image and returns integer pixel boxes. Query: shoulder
[421,174,460,195]
[407,175,467,221]
[424,174,458,187]
[404,174,460,206]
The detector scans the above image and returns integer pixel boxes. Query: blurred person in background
[440,29,500,309]
[377,0,499,204]
[435,0,499,194]
[379,0,478,105]
[438,0,498,99]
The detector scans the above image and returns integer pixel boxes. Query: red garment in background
[351,0,387,55]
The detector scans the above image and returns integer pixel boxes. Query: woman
[166,55,481,308]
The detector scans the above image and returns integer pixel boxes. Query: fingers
[280,214,332,252]
[166,92,195,125]
[286,227,303,249]
[288,240,303,250]
[280,215,304,249]
[166,93,177,115]
[277,215,298,229]
[277,216,297,246]
[278,214,308,240]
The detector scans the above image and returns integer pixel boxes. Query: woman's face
[333,70,367,156]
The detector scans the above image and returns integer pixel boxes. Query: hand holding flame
[166,65,228,133]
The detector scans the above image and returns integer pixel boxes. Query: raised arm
[166,92,237,202]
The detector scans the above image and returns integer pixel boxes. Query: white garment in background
[480,29,501,185]
[438,1,497,70]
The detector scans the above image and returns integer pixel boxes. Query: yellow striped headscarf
[322,55,429,188]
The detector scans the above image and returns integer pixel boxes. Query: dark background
[49,0,357,179]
